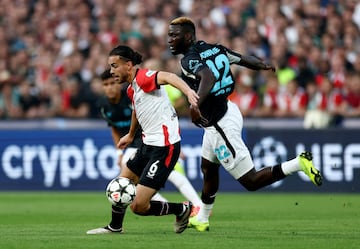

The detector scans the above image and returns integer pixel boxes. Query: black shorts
[127,142,180,190]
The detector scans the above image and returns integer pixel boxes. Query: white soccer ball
[105,177,136,207]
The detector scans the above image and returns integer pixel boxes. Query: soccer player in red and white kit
[92,45,198,234]
[86,68,202,235]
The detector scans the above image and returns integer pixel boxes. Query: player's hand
[190,105,209,127]
[117,134,133,149]
[186,89,199,108]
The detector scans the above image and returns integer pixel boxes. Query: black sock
[272,164,286,180]
[109,205,127,229]
[201,191,216,205]
[147,201,184,216]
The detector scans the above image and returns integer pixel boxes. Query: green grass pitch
[0,192,359,249]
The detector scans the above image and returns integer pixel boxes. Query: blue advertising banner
[243,129,360,193]
[0,127,359,192]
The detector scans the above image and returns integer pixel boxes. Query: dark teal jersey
[180,41,242,126]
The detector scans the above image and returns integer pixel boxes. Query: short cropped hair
[170,17,196,34]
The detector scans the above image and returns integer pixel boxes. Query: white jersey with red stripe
[127,68,181,147]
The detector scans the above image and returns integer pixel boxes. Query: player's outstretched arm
[239,55,276,72]
[157,71,199,107]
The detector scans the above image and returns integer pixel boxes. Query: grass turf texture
[0,192,359,249]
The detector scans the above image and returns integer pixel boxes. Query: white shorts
[202,101,254,179]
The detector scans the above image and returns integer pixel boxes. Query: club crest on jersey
[189,60,202,73]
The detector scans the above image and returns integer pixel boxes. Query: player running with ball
[87,68,202,234]
[89,45,199,234]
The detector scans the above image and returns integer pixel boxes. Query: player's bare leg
[239,152,322,190]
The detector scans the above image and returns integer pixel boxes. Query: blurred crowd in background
[0,0,360,128]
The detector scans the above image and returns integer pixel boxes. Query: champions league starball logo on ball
[252,137,288,188]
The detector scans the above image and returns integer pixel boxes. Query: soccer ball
[105,177,136,207]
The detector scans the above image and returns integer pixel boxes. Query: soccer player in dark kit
[167,17,322,232]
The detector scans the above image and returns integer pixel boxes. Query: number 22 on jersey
[206,54,233,96]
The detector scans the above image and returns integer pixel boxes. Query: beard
[170,39,188,55]
[113,75,127,84]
